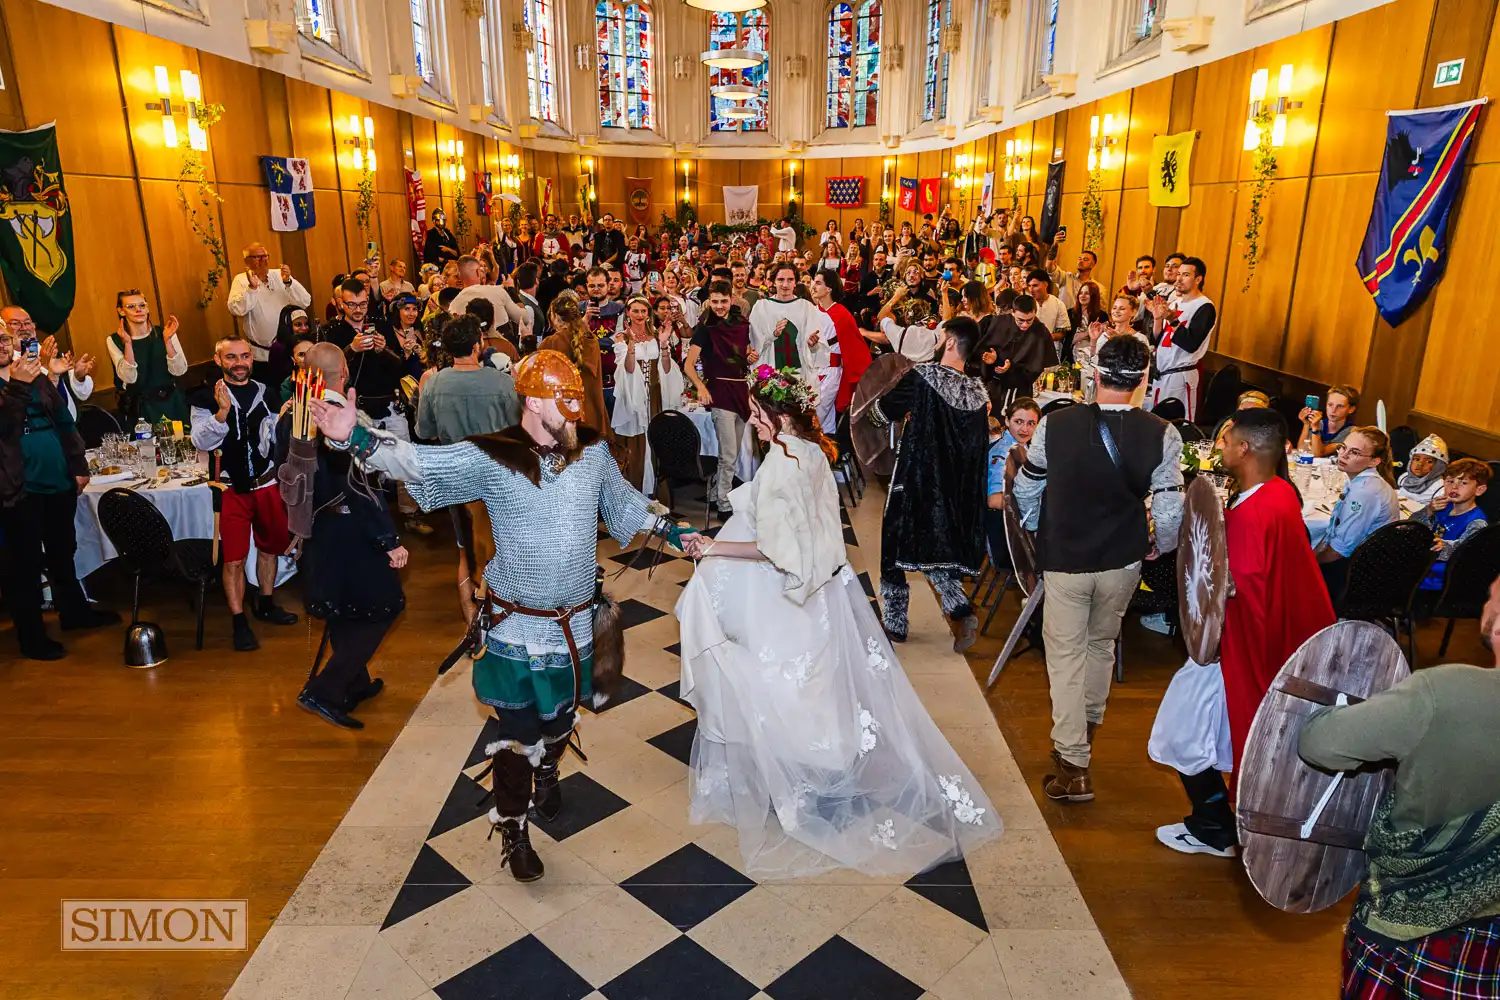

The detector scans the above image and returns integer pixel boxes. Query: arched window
[922,0,951,122]
[411,0,436,85]
[969,0,993,112]
[709,9,769,133]
[597,1,655,130]
[1026,0,1060,94]
[825,1,881,129]
[523,0,559,123]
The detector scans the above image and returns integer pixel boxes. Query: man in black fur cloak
[868,315,990,651]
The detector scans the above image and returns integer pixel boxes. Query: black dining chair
[97,488,219,650]
[1197,364,1242,431]
[647,410,717,530]
[1388,424,1418,475]
[1430,524,1500,658]
[1175,419,1207,443]
[75,404,121,449]
[1479,462,1500,523]
[1039,397,1075,418]
[832,410,864,509]
[1151,397,1188,422]
[1337,520,1437,666]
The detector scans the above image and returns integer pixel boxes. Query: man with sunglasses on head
[227,242,312,386]
[0,308,119,660]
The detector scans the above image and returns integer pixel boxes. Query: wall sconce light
[345,114,375,171]
[149,65,209,151]
[1244,64,1300,150]
[499,152,522,192]
[1087,114,1118,171]
[952,153,974,191]
[680,159,693,204]
[1002,139,1027,181]
[881,157,895,201]
[581,156,598,208]
[443,138,465,183]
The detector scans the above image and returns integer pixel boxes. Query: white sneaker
[1156,823,1235,857]
[1139,612,1172,635]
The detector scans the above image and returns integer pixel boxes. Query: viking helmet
[123,620,168,669]
[514,349,585,419]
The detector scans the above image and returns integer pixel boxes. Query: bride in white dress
[675,365,1001,878]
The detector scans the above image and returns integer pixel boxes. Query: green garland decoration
[452,181,472,244]
[878,196,892,226]
[1082,163,1105,252]
[1241,106,1278,292]
[354,164,376,245]
[174,101,228,308]
[1009,176,1021,215]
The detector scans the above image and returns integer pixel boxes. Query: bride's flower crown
[747,364,818,412]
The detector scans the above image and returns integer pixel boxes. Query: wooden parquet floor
[0,512,1489,1000]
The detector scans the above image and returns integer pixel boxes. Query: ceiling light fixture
[682,0,766,12]
[711,83,758,101]
[700,47,765,70]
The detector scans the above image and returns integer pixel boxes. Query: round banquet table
[74,473,297,587]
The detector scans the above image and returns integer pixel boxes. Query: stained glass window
[597,2,655,130]
[1132,0,1158,42]
[296,0,340,48]
[922,0,950,123]
[825,1,881,129]
[412,0,433,83]
[524,0,558,123]
[709,9,769,133]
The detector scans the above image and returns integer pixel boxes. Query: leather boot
[1043,750,1095,803]
[532,739,568,823]
[489,812,545,883]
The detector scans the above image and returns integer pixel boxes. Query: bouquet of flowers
[747,364,818,412]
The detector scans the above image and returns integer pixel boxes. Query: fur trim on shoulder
[466,424,603,485]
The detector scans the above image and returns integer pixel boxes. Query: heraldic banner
[723,184,759,225]
[1039,160,1065,243]
[262,156,316,232]
[0,123,74,332]
[1149,131,1195,208]
[1356,98,1486,326]
[898,177,918,212]
[625,176,653,224]
[918,178,941,215]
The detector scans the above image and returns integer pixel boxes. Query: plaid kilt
[1344,917,1500,999]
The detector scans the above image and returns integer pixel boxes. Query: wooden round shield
[1004,492,1039,597]
[1237,621,1410,913]
[1176,475,1230,665]
[849,354,917,477]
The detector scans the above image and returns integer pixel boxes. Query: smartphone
[366,241,378,256]
[20,336,38,359]
[1305,394,1320,410]
[1056,226,1068,240]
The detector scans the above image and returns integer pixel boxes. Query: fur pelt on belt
[591,592,625,708]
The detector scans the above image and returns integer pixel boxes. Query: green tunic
[111,328,187,423]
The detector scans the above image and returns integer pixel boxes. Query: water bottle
[133,417,152,444]
[1296,439,1314,466]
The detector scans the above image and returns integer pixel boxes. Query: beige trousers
[1041,564,1141,768]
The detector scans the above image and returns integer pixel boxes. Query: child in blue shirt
[1413,458,1491,594]
[985,398,1040,564]
[1317,426,1402,602]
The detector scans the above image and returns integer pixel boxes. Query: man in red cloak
[1157,407,1335,857]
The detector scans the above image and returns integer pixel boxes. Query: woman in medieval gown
[675,365,1001,878]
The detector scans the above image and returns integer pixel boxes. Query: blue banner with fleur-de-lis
[261,156,316,232]
[1356,99,1486,326]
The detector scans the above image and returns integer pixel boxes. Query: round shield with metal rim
[1176,475,1230,665]
[849,354,917,477]
[1003,491,1039,597]
[1236,621,1410,914]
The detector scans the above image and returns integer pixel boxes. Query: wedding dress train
[675,434,1001,878]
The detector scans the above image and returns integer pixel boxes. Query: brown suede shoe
[1043,750,1095,803]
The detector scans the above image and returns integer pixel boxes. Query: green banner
[0,124,74,332]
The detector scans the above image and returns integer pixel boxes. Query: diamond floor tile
[645,719,698,766]
[382,843,474,930]
[529,772,631,841]
[763,936,924,1000]
[435,933,596,1000]
[585,674,651,714]
[620,844,756,930]
[429,772,492,840]
[905,858,989,932]
[602,935,759,1000]
[616,598,669,630]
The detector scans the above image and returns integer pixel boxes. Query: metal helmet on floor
[123,620,168,669]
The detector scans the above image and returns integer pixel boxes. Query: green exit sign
[1434,58,1465,88]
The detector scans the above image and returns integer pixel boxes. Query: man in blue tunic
[311,350,687,882]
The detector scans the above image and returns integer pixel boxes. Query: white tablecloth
[75,476,296,586]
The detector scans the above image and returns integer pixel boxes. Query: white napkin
[90,471,135,486]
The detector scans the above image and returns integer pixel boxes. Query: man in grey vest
[1014,336,1184,802]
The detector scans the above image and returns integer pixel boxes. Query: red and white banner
[405,168,427,254]
[537,177,555,218]
[919,177,941,214]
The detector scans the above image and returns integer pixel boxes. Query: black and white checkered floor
[226,496,1130,1000]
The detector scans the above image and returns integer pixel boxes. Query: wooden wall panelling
[1123,76,1173,192]
[1112,188,1159,294]
[1219,176,1311,369]
[5,1,133,177]
[0,0,25,131]
[286,78,341,194]
[1414,161,1500,428]
[1418,0,1497,108]
[1063,103,1096,195]
[648,156,679,226]
[1469,3,1500,164]
[199,54,275,187]
[64,175,152,363]
[411,116,439,200]
[378,192,415,276]
[216,183,285,290]
[113,26,209,184]
[1190,49,1257,185]
[1176,181,1237,312]
[302,191,352,306]
[804,157,838,235]
[1151,67,1199,261]
[1312,0,1435,178]
[1254,25,1334,181]
[138,179,234,358]
[699,158,738,224]
[1281,173,1381,385]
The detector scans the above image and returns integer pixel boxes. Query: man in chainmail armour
[310,349,691,883]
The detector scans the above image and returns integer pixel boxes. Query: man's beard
[544,412,578,450]
[223,365,251,383]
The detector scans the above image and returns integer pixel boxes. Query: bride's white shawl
[746,434,847,605]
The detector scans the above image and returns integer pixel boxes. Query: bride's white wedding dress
[675,434,1001,878]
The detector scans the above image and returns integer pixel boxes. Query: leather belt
[221,468,278,493]
[485,594,595,715]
